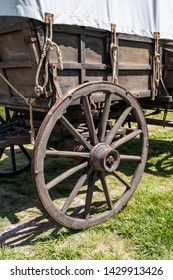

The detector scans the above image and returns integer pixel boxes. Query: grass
[0,108,173,260]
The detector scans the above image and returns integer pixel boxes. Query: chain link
[163,108,168,128]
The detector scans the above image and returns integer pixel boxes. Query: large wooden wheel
[32,81,148,229]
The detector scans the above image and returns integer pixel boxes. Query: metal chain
[26,98,36,144]
[163,108,168,128]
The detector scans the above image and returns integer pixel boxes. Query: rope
[110,42,118,84]
[110,24,118,84]
[35,16,63,96]
[152,33,161,100]
[47,39,63,70]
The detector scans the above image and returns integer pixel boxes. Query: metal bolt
[106,155,115,167]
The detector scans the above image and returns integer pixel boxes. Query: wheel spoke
[19,145,31,161]
[60,116,92,150]
[0,148,5,159]
[0,115,5,124]
[105,106,132,145]
[111,129,142,149]
[5,108,10,121]
[99,171,113,210]
[11,146,17,173]
[120,154,142,161]
[46,161,88,190]
[61,168,91,214]
[112,170,132,190]
[46,149,90,158]
[84,171,98,219]
[82,96,98,145]
[97,93,112,142]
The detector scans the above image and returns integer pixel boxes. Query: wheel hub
[89,143,120,172]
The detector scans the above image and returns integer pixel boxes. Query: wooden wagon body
[0,1,173,229]
[1,16,173,111]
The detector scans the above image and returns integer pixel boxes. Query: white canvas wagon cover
[0,0,173,39]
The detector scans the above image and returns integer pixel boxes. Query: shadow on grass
[0,215,73,248]
[118,137,173,178]
[145,138,173,178]
[0,138,173,247]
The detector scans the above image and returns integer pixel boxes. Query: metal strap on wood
[152,32,161,100]
[110,24,118,84]
[35,13,63,97]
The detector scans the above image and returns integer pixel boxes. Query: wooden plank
[80,34,86,83]
[52,32,79,63]
[118,70,151,92]
[53,25,106,38]
[0,32,31,62]
[0,20,29,34]
[50,62,107,70]
[0,96,49,113]
[0,68,12,98]
[0,60,32,68]
[0,140,8,149]
[85,69,110,82]
[85,35,105,64]
[6,135,31,145]
[118,64,152,70]
[58,70,80,93]
[118,34,153,43]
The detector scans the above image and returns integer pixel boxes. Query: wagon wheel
[32,81,148,229]
[0,107,31,176]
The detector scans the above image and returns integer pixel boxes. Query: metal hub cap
[89,143,120,172]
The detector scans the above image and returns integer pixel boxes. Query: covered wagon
[0,0,173,229]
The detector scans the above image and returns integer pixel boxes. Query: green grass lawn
[0,109,173,260]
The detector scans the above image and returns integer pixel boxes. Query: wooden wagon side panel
[49,26,112,94]
[0,19,160,113]
[117,35,153,98]
[162,42,173,96]
[0,19,45,110]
